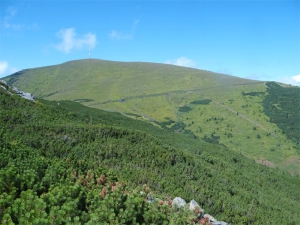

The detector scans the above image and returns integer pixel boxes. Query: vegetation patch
[242,91,265,96]
[170,121,186,132]
[202,134,227,148]
[161,118,176,126]
[73,98,94,103]
[39,91,59,98]
[0,81,9,90]
[124,112,142,118]
[190,99,212,105]
[178,106,192,112]
[263,82,300,146]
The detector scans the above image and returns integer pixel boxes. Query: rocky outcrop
[0,80,35,101]
[12,86,35,101]
[186,198,229,225]
[147,194,229,225]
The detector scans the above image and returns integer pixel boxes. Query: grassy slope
[1,87,300,224]
[6,59,256,103]
[4,59,300,173]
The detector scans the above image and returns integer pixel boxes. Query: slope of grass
[5,59,257,102]
[4,59,300,173]
[176,83,300,172]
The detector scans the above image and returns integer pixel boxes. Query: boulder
[189,199,204,213]
[172,197,186,208]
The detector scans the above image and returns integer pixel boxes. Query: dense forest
[1,81,300,224]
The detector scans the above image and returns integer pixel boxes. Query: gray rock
[19,91,35,101]
[189,199,203,212]
[212,221,229,225]
[12,86,35,101]
[172,197,186,208]
[0,80,7,85]
[0,82,35,101]
[147,197,154,203]
[62,135,69,142]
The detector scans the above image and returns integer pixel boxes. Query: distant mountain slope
[5,59,257,102]
[1,83,300,224]
[4,59,300,173]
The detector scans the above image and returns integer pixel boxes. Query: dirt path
[214,101,280,138]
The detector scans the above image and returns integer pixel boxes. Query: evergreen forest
[1,81,300,224]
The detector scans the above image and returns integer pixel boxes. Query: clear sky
[1,0,299,85]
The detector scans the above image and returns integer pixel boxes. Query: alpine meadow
[1,59,300,224]
[5,59,300,172]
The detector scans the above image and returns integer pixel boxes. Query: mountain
[1,80,300,224]
[4,59,300,173]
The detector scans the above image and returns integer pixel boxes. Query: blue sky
[0,0,299,85]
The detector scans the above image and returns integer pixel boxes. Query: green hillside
[4,59,300,173]
[1,82,300,224]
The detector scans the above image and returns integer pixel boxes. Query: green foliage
[4,70,25,86]
[242,91,265,96]
[202,134,226,147]
[178,106,192,112]
[161,118,175,126]
[170,121,186,132]
[190,99,212,105]
[0,80,9,90]
[263,82,300,145]
[73,98,94,103]
[39,91,59,98]
[0,140,195,224]
[1,88,300,224]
